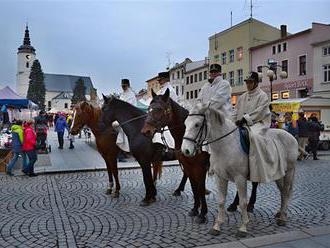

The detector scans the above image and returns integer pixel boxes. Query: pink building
[250,23,330,100]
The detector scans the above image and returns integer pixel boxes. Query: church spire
[18,24,36,54]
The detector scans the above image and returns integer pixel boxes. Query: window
[323,46,330,56]
[229,71,234,86]
[172,73,174,80]
[214,54,220,61]
[186,92,189,99]
[194,74,198,82]
[199,72,202,81]
[186,76,189,85]
[26,62,29,68]
[194,90,198,98]
[237,47,243,61]
[229,50,234,63]
[282,60,288,74]
[190,91,193,99]
[272,93,279,100]
[283,42,287,51]
[221,52,227,64]
[48,101,51,107]
[64,103,68,109]
[177,71,180,79]
[281,91,290,99]
[190,75,193,84]
[237,69,243,85]
[222,73,227,80]
[278,44,281,53]
[272,46,276,54]
[181,86,184,95]
[299,55,306,75]
[204,71,207,80]
[324,64,330,82]
[257,66,262,82]
[176,86,179,96]
[181,69,184,78]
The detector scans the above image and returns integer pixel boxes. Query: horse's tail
[152,161,163,182]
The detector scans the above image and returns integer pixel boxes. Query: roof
[209,18,280,40]
[185,60,208,73]
[170,58,192,70]
[146,75,159,82]
[311,39,330,46]
[250,29,312,50]
[44,73,94,93]
[53,92,72,100]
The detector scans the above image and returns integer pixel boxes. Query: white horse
[181,103,298,237]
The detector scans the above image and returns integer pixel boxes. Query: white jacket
[120,87,137,106]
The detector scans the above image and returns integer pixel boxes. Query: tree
[71,78,87,105]
[27,59,46,111]
[90,87,98,103]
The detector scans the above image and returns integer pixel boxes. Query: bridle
[147,103,172,131]
[183,113,238,152]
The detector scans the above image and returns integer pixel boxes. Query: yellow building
[208,18,283,103]
[146,75,160,98]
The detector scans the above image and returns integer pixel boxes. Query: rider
[233,71,285,183]
[120,78,137,106]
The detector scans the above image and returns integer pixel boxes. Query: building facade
[208,18,283,104]
[169,58,192,98]
[184,60,209,106]
[16,26,95,112]
[250,23,330,100]
[146,75,160,98]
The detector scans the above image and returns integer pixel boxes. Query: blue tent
[0,86,38,109]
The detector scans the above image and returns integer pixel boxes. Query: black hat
[158,71,170,79]
[244,71,259,83]
[121,79,130,85]
[209,63,222,73]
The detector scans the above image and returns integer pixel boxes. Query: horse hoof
[105,188,112,195]
[139,198,156,207]
[172,190,181,196]
[208,228,220,236]
[276,219,287,226]
[205,189,211,195]
[227,204,237,212]
[195,215,207,224]
[275,212,281,218]
[188,209,199,217]
[247,204,254,213]
[111,192,120,198]
[236,230,248,238]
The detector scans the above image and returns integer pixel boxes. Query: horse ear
[102,94,108,103]
[162,88,170,102]
[151,89,157,99]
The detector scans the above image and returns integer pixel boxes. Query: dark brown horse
[141,90,210,223]
[70,101,162,197]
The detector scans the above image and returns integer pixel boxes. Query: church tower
[16,25,36,97]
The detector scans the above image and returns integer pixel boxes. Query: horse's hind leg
[275,166,295,226]
[173,172,188,196]
[227,191,239,212]
[195,172,208,224]
[209,176,228,236]
[247,182,258,213]
[188,179,200,217]
[236,177,249,237]
[111,157,121,198]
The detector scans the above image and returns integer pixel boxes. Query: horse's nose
[184,149,190,156]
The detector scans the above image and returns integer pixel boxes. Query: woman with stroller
[22,120,38,177]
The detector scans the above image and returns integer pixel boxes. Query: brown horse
[70,101,162,197]
[141,90,210,223]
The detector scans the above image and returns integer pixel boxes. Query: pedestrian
[22,120,38,177]
[6,120,28,176]
[282,112,298,137]
[308,114,324,160]
[297,112,310,160]
[55,114,69,149]
[66,114,74,149]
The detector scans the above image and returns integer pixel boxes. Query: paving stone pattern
[0,159,329,248]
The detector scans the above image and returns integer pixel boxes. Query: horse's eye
[148,108,153,113]
[195,123,199,128]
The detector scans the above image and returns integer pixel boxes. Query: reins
[116,113,148,128]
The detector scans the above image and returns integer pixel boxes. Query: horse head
[141,88,173,138]
[101,94,118,126]
[70,101,95,135]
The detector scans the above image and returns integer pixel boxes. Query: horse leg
[104,161,114,195]
[111,156,121,198]
[275,166,295,226]
[188,179,200,217]
[173,172,188,196]
[209,176,228,236]
[227,191,239,212]
[152,161,163,185]
[235,177,249,237]
[195,173,208,224]
[140,163,157,206]
[247,182,258,213]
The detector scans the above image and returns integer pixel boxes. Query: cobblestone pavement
[0,158,329,248]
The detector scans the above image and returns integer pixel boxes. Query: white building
[184,59,209,106]
[312,39,330,98]
[169,58,192,98]
[16,26,95,112]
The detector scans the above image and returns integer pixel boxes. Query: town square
[0,0,330,247]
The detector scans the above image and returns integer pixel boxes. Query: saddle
[239,127,250,155]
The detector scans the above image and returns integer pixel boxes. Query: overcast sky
[1,0,329,95]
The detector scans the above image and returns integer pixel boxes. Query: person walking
[297,112,310,160]
[308,115,324,160]
[22,120,38,177]
[55,114,69,149]
[6,120,28,176]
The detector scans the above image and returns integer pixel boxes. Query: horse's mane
[107,97,145,117]
[169,98,189,121]
[77,101,102,123]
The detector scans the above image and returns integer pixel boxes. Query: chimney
[280,25,287,38]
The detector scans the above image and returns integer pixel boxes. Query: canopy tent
[0,86,38,109]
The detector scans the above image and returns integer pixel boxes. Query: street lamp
[259,61,288,101]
